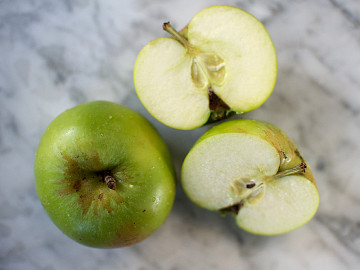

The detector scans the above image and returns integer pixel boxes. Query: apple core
[222,162,308,214]
[164,22,229,120]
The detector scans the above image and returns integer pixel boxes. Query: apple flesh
[181,119,319,235]
[34,101,176,248]
[134,5,277,130]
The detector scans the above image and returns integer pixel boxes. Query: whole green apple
[181,119,319,235]
[35,101,176,248]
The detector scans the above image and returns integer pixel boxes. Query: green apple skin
[34,101,176,248]
[181,119,319,235]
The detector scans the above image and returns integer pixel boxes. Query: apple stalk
[163,22,197,55]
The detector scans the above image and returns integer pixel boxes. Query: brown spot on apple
[234,127,249,134]
[299,162,307,172]
[73,180,82,192]
[109,224,157,248]
[57,150,124,216]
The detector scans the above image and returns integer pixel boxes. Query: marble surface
[1,0,360,269]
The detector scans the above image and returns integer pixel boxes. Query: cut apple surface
[236,175,319,235]
[182,133,280,210]
[181,119,319,235]
[134,5,277,130]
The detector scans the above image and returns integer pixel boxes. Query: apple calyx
[102,170,116,190]
[208,87,233,121]
[221,162,307,215]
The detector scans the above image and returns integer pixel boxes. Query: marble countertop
[1,0,360,269]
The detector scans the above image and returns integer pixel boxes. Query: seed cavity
[246,184,265,205]
[190,52,226,89]
[191,58,207,88]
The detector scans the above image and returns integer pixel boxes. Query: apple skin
[34,101,176,248]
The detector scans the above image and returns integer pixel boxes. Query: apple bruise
[163,22,232,121]
[57,151,123,216]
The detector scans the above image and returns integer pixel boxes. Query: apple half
[134,5,277,130]
[181,119,319,235]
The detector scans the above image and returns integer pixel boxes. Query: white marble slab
[1,0,360,269]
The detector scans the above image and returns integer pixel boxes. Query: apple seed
[246,183,256,189]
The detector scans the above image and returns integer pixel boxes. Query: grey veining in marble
[1,0,360,269]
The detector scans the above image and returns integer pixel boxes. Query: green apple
[181,119,319,235]
[34,101,176,248]
[134,5,277,130]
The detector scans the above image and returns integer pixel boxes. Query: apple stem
[103,171,116,190]
[273,162,307,179]
[163,22,194,52]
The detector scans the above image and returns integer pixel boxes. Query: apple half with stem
[181,119,319,235]
[134,5,277,130]
[34,101,176,248]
